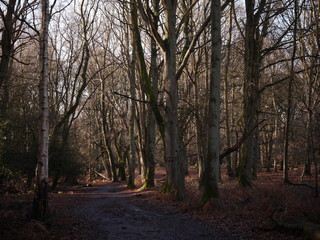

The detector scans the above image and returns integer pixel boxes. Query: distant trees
[298,0,320,179]
[49,0,99,189]
[0,1,39,191]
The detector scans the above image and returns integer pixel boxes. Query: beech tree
[199,0,221,203]
[128,1,136,188]
[143,0,159,188]
[136,0,184,198]
[239,0,268,187]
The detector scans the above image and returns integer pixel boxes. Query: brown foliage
[134,166,319,240]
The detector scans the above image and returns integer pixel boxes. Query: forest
[0,0,319,239]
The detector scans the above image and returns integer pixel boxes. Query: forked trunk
[162,0,184,200]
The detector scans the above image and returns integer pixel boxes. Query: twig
[113,91,155,105]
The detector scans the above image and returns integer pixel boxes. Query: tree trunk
[100,79,118,182]
[224,2,234,178]
[0,0,16,117]
[199,0,221,204]
[284,0,298,184]
[106,140,118,182]
[272,97,278,172]
[33,0,50,220]
[196,6,210,180]
[162,0,184,200]
[304,109,313,177]
[101,144,112,179]
[127,30,136,188]
[115,143,127,182]
[239,0,264,187]
[132,0,164,188]
[143,7,159,187]
[50,125,70,190]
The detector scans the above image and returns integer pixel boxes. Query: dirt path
[74,182,237,240]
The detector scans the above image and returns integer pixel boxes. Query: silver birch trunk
[33,0,50,219]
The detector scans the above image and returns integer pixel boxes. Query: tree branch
[136,0,166,51]
[113,91,158,105]
[259,64,320,94]
[219,119,265,163]
[176,0,233,81]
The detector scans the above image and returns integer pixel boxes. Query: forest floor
[0,166,319,240]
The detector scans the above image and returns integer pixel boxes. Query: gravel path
[75,183,237,240]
